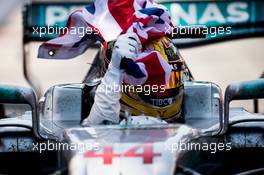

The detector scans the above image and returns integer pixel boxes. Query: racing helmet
[100,36,188,122]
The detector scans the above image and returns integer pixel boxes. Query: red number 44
[84,144,161,164]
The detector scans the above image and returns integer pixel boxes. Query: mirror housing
[38,83,93,140]
[0,85,40,138]
[183,81,223,136]
[223,79,264,134]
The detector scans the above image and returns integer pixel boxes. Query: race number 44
[84,144,161,164]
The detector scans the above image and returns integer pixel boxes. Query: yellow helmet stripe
[120,91,183,120]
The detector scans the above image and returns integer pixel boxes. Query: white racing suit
[82,33,139,125]
[82,67,124,125]
[82,33,167,126]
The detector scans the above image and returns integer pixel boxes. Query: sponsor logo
[45,6,83,26]
[164,2,250,26]
[42,2,251,27]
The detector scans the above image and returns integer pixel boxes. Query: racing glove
[109,32,142,70]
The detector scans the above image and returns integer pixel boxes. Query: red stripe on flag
[43,43,63,47]
[108,0,135,31]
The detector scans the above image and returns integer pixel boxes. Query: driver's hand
[110,33,141,70]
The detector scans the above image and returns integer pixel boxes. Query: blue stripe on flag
[139,8,164,17]
[85,4,96,15]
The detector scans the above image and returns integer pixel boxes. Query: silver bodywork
[64,125,199,175]
[35,81,222,174]
[37,81,222,140]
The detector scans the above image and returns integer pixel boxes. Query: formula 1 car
[0,0,264,175]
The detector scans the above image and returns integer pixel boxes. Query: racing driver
[82,33,191,126]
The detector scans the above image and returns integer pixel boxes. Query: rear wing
[23,0,264,47]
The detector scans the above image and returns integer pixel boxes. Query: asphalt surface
[0,8,263,113]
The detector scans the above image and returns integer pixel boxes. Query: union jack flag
[38,0,174,86]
